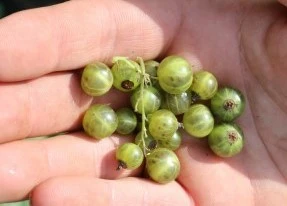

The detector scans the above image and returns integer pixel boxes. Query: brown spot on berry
[121,80,134,90]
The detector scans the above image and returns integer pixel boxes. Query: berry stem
[137,57,148,156]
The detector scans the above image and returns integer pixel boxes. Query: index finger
[0,0,182,82]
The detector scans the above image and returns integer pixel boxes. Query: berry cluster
[80,55,245,184]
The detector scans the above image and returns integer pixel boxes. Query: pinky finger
[30,176,193,206]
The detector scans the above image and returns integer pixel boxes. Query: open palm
[0,0,286,205]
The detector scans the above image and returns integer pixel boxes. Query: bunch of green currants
[81,55,245,184]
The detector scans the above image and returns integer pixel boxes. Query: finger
[0,71,130,143]
[30,176,193,206]
[0,132,140,202]
[176,136,254,205]
[278,0,287,6]
[0,0,182,81]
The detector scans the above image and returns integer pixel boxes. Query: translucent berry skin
[148,109,178,141]
[130,86,162,114]
[146,148,180,184]
[157,56,193,94]
[116,108,137,135]
[134,131,157,152]
[144,60,159,86]
[183,104,214,138]
[116,143,144,170]
[144,60,161,91]
[161,91,192,115]
[81,62,113,96]
[112,59,141,92]
[82,104,118,139]
[157,130,182,151]
[210,87,245,122]
[208,123,244,157]
[190,70,218,101]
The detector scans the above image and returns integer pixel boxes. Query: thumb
[30,176,193,206]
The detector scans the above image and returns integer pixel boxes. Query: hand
[0,0,286,205]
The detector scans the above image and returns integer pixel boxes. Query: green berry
[116,108,137,135]
[157,56,193,94]
[144,60,159,86]
[190,70,218,101]
[148,109,178,141]
[81,62,113,96]
[134,131,157,152]
[183,104,214,138]
[112,58,141,92]
[82,104,118,139]
[210,87,245,122]
[161,91,192,115]
[208,123,244,157]
[116,143,144,170]
[157,130,182,151]
[146,148,180,184]
[130,86,162,114]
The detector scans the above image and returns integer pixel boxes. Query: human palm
[0,0,286,205]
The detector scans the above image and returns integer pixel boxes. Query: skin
[0,0,286,205]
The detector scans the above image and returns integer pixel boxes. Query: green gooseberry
[82,104,118,139]
[208,123,244,157]
[116,107,137,135]
[144,60,159,86]
[148,109,178,141]
[161,91,192,115]
[116,143,144,170]
[146,148,180,184]
[157,130,182,151]
[134,131,157,153]
[210,87,245,122]
[183,104,214,138]
[130,86,162,115]
[81,62,113,96]
[112,58,141,92]
[157,55,193,94]
[190,70,218,101]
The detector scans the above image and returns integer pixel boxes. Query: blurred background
[0,1,66,205]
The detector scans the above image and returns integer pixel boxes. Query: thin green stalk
[137,57,148,156]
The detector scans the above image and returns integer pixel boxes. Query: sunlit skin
[0,0,286,205]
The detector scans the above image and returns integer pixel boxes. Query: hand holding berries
[80,55,247,184]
